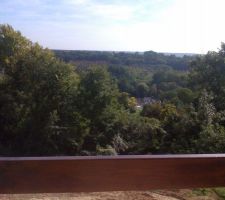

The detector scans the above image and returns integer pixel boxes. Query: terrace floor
[0,189,222,200]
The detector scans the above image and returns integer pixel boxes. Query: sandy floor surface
[0,190,220,200]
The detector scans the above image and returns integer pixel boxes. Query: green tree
[177,88,195,104]
[136,82,149,97]
[194,90,225,153]
[77,67,119,121]
[0,24,82,155]
[190,43,225,110]
[141,102,163,119]
[76,67,122,152]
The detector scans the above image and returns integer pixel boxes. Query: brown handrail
[0,154,225,194]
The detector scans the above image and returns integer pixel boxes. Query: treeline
[0,24,225,156]
[54,49,194,71]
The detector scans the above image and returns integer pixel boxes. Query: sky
[1,0,225,53]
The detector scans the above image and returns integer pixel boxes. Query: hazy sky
[1,0,225,53]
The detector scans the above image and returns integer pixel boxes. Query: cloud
[65,0,90,5]
[0,0,171,24]
[88,4,135,21]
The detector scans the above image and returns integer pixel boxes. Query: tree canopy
[1,24,225,156]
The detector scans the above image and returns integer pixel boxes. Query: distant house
[136,97,157,108]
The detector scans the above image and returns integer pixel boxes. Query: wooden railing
[0,154,225,194]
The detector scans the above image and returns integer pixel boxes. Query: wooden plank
[0,154,225,194]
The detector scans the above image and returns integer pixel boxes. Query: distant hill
[53,50,196,71]
[162,52,200,57]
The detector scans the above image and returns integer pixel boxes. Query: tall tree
[190,43,225,110]
[0,24,81,155]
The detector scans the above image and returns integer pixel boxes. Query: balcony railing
[0,154,225,194]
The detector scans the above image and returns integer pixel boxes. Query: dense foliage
[54,50,193,71]
[1,24,225,156]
